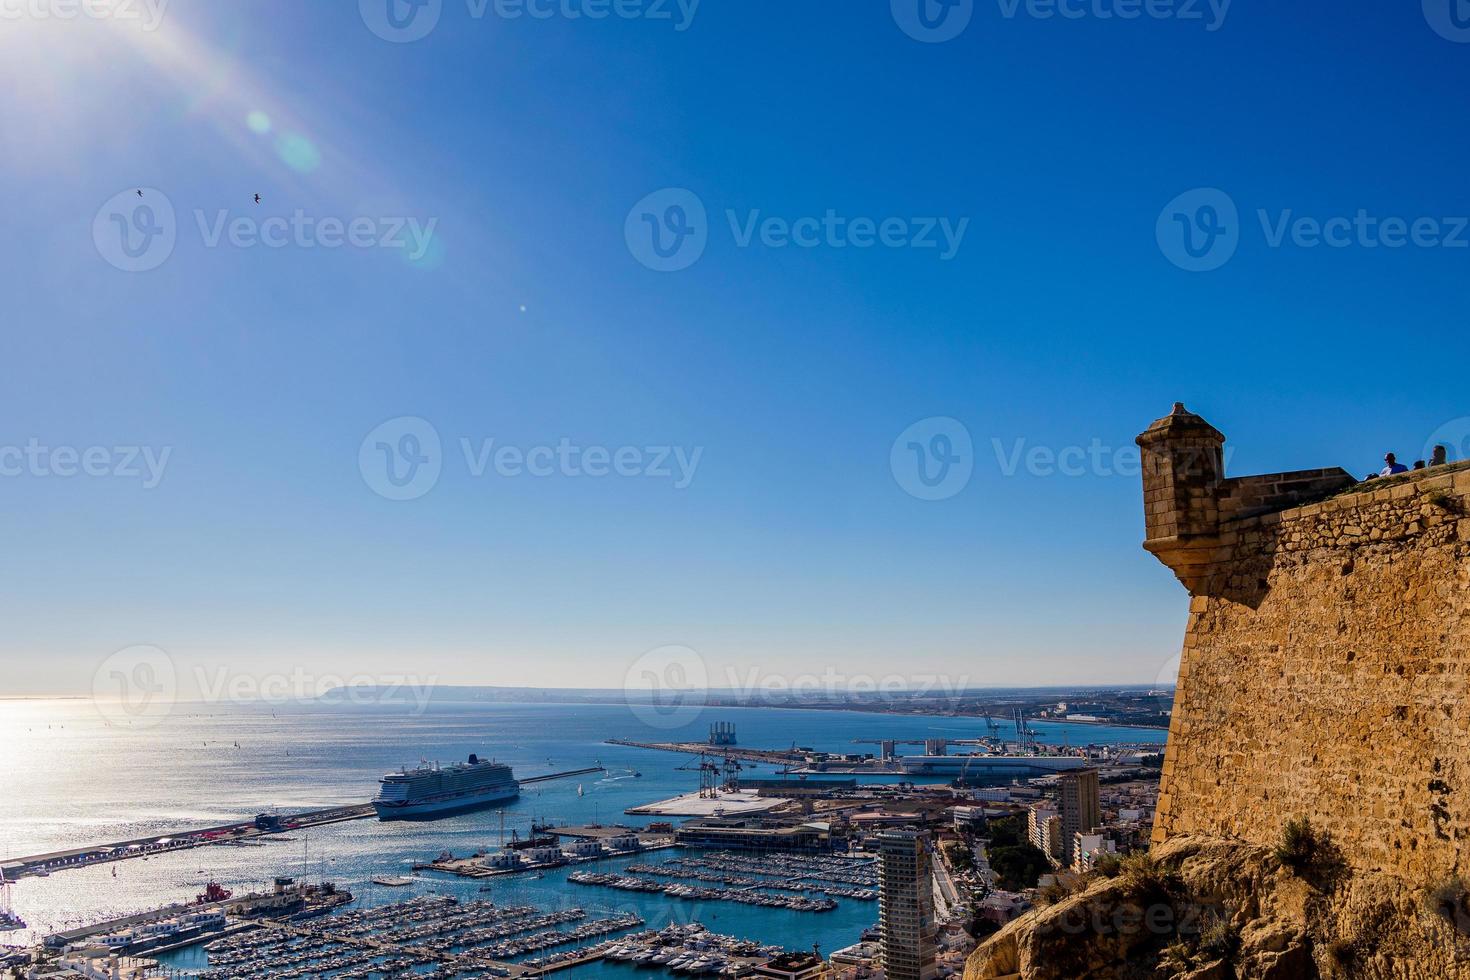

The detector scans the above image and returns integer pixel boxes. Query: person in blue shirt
[1380,453,1409,477]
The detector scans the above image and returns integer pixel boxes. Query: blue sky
[3,0,1468,697]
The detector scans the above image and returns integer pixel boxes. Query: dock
[521,766,604,784]
[624,789,786,817]
[606,738,805,767]
[3,766,605,881]
[3,804,375,881]
[415,831,677,880]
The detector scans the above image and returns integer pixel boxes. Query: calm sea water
[0,699,1165,971]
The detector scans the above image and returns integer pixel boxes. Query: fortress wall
[1151,458,1470,882]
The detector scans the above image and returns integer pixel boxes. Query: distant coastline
[305,685,1176,732]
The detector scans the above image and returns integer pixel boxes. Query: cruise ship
[373,754,520,821]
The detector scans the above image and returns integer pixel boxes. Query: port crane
[676,751,744,798]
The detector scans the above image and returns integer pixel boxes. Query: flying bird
[253,193,261,204]
[136,190,143,197]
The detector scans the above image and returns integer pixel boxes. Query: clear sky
[3,0,1468,699]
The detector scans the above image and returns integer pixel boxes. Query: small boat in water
[372,876,414,887]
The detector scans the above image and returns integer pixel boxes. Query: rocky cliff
[966,833,1470,979]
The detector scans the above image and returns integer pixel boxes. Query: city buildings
[876,831,938,980]
[1027,804,1062,862]
[1071,832,1116,873]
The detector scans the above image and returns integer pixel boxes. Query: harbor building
[741,777,857,797]
[1058,769,1102,865]
[876,831,938,980]
[674,818,830,853]
[747,951,830,980]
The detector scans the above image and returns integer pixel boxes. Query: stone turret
[1136,403,1228,593]
[1136,404,1354,594]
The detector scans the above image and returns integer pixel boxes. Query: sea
[0,698,1168,976]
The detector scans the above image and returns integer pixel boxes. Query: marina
[630,852,880,900]
[194,895,644,980]
[567,872,840,912]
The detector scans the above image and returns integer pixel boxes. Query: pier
[3,766,605,882]
[415,829,676,880]
[2,804,375,881]
[605,738,805,767]
[521,766,604,784]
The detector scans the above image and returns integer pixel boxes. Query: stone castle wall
[1145,411,1470,884]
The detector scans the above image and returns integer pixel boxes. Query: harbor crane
[677,751,744,797]
[676,753,724,799]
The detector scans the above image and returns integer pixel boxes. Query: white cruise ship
[373,754,520,821]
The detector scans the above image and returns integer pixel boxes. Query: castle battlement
[1140,406,1470,882]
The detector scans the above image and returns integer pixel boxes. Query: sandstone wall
[1154,461,1470,883]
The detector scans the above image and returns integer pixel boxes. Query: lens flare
[276,133,321,173]
[246,110,272,134]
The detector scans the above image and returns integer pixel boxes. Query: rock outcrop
[966,834,1470,980]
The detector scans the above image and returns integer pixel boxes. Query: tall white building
[877,831,938,980]
[1027,804,1061,862]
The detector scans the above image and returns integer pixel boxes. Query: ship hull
[373,784,520,822]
